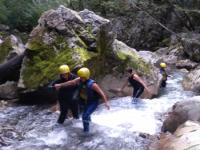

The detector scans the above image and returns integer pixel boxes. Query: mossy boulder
[0,35,25,63]
[18,6,160,103]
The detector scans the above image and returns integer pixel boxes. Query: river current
[0,70,196,150]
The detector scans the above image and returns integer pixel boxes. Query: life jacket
[160,69,167,81]
[79,79,100,103]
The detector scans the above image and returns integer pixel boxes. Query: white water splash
[92,71,196,135]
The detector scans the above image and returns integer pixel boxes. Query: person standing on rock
[50,65,79,124]
[118,68,150,103]
[54,67,110,133]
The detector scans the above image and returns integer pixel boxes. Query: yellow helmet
[160,62,167,68]
[77,67,90,79]
[59,65,70,74]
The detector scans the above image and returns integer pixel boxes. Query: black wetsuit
[51,73,79,124]
[128,74,144,98]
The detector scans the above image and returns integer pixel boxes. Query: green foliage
[0,0,134,31]
[0,37,12,63]
[0,0,69,32]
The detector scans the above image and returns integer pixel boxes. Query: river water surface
[0,70,196,150]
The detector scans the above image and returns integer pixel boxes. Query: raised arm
[92,83,110,110]
[54,78,80,90]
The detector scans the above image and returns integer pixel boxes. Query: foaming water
[92,71,196,134]
[0,70,196,149]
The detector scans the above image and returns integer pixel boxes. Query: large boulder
[181,33,200,62]
[100,40,161,98]
[182,68,200,92]
[0,53,25,84]
[0,34,25,84]
[161,96,200,133]
[18,6,161,103]
[149,121,200,150]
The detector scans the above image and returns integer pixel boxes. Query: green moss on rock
[118,50,151,75]
[0,37,13,63]
[22,33,96,89]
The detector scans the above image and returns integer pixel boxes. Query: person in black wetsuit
[119,68,150,103]
[50,65,79,124]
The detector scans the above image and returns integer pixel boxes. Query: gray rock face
[162,97,200,133]
[176,59,198,70]
[79,9,109,28]
[138,51,160,64]
[0,81,18,99]
[111,14,165,50]
[182,68,200,92]
[181,34,200,62]
[149,121,200,150]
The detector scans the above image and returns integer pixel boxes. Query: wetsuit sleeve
[48,79,62,87]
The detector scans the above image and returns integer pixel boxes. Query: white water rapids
[0,70,196,150]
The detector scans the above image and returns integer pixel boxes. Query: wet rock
[162,96,200,133]
[138,51,160,64]
[181,33,200,62]
[0,100,8,108]
[79,9,109,28]
[0,24,9,31]
[0,54,25,84]
[149,121,200,150]
[0,81,18,99]
[176,59,198,70]
[182,68,200,92]
[155,45,186,66]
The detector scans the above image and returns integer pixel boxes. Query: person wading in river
[118,68,150,103]
[50,65,79,124]
[55,67,110,133]
[159,62,169,88]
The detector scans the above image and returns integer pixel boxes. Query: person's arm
[133,74,150,93]
[48,78,61,88]
[54,78,80,90]
[92,83,110,110]
[119,79,129,92]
